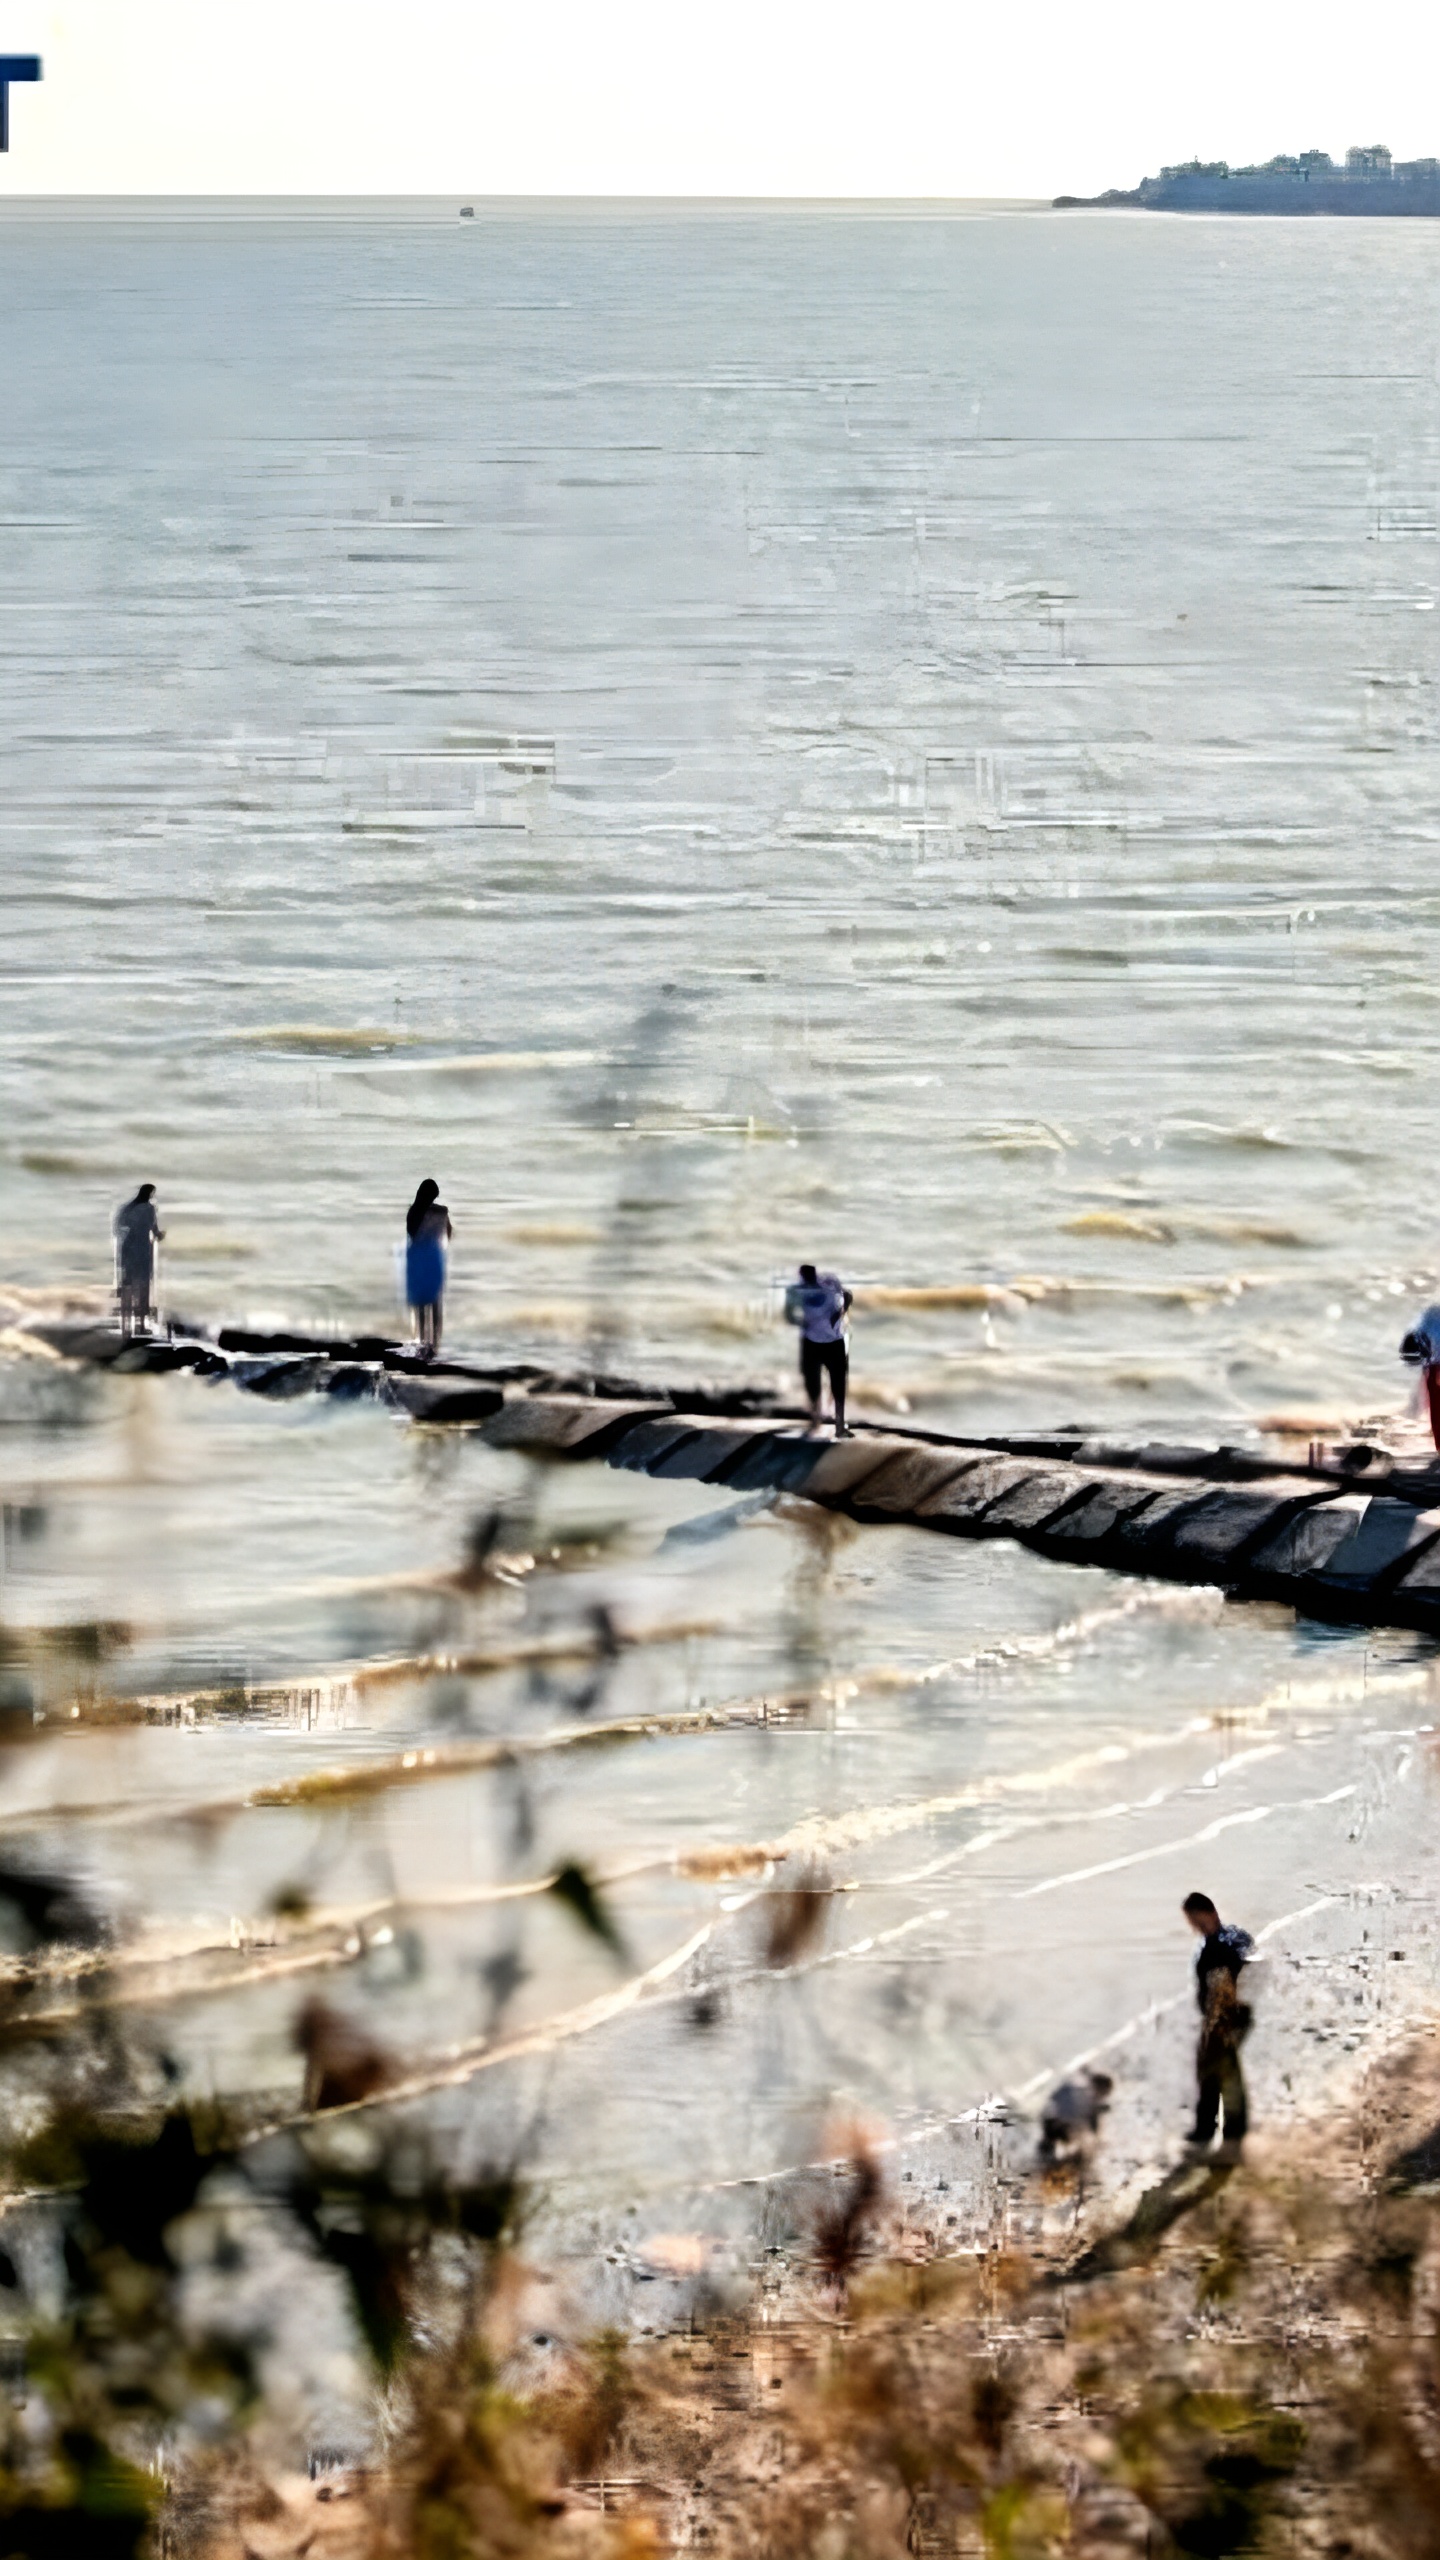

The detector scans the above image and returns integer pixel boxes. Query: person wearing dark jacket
[1182,1890,1254,2158]
[113,1183,163,1336]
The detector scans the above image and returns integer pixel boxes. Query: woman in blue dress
[404,1179,452,1355]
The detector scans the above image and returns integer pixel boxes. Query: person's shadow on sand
[1382,2123,1440,2192]
[1054,2156,1238,2284]
[1057,2110,1440,2284]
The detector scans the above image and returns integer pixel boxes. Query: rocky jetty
[27,1318,1440,1636]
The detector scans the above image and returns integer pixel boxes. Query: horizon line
[0,190,1057,215]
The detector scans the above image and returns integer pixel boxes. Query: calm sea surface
[4,206,1440,2297]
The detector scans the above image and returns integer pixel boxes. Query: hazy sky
[1,0,1437,200]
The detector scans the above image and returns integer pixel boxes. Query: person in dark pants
[113,1183,164,1336]
[784,1263,854,1436]
[1182,1890,1254,2159]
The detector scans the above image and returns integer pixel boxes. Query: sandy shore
[181,1995,1440,2558]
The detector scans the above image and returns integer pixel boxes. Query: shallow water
[4,204,1440,2282]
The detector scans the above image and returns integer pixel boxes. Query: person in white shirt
[783,1262,854,1436]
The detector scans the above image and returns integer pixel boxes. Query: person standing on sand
[1182,1890,1254,2161]
[784,1262,854,1437]
[1400,1303,1440,1451]
[113,1183,164,1336]
[405,1179,452,1356]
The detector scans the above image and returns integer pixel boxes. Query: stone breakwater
[28,1319,1440,1636]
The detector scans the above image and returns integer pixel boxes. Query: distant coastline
[1057,144,1440,215]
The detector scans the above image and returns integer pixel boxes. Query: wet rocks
[231,1356,326,1399]
[28,1315,1440,1637]
[645,1424,779,1482]
[841,1445,982,1516]
[483,1396,670,1457]
[723,1433,830,1494]
[1160,1484,1325,1578]
[607,1418,713,1473]
[395,1381,505,1424]
[972,1467,1093,1539]
[911,1458,1047,1530]
[1030,1479,1166,1560]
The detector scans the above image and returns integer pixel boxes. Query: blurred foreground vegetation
[2,2006,1440,2558]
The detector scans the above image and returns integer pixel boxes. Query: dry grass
[144,2024,1440,2559]
[6,1934,1440,2560]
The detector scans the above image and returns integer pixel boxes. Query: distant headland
[1057,145,1440,215]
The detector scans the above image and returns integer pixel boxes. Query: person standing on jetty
[1399,1302,1440,1450]
[405,1179,452,1356]
[784,1262,854,1437]
[1182,1890,1254,2161]
[113,1183,163,1336]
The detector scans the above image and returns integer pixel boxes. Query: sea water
[3,203,1440,2265]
